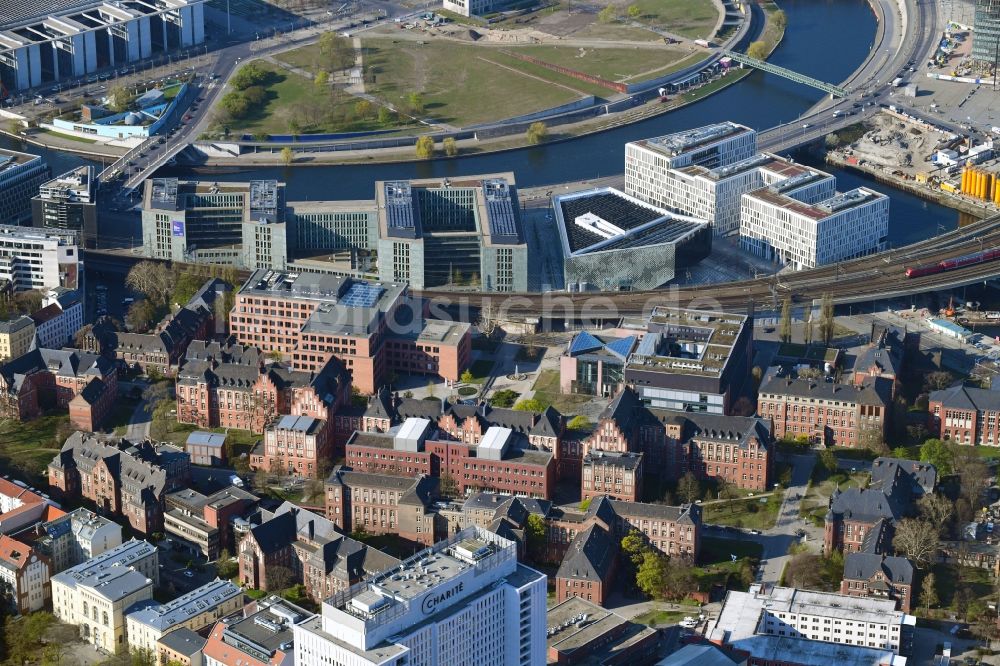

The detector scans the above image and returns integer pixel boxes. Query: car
[802,123,810,129]
[184,570,194,578]
[749,529,761,535]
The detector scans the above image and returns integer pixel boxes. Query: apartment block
[31,507,123,574]
[0,149,49,224]
[0,316,35,363]
[928,384,1000,445]
[229,270,471,394]
[31,167,98,246]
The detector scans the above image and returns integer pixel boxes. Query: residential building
[758,375,889,447]
[0,317,35,362]
[30,287,84,349]
[238,502,398,601]
[292,526,547,666]
[47,433,191,535]
[550,187,710,291]
[31,507,123,574]
[157,627,205,666]
[581,451,643,502]
[560,330,638,397]
[186,432,227,466]
[823,457,936,554]
[229,270,471,394]
[840,553,915,613]
[202,596,311,666]
[547,597,659,665]
[345,419,556,499]
[928,384,1000,445]
[0,534,49,613]
[376,175,529,291]
[0,224,79,292]
[50,539,159,654]
[126,579,244,654]
[554,523,617,606]
[165,486,258,559]
[740,186,890,270]
[0,0,205,93]
[0,348,117,431]
[31,167,98,247]
[324,466,440,547]
[0,478,58,537]
[707,584,914,666]
[623,307,753,415]
[0,149,49,224]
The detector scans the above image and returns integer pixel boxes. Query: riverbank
[182,4,784,168]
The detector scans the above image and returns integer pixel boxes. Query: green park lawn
[529,369,594,416]
[503,44,691,82]
[702,492,782,530]
[627,0,719,38]
[0,413,72,482]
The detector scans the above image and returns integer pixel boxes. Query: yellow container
[961,168,969,192]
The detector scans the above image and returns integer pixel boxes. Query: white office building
[740,185,890,269]
[708,584,913,666]
[625,122,757,223]
[126,578,243,653]
[0,225,80,292]
[0,0,206,93]
[37,507,122,574]
[0,149,49,225]
[51,539,159,654]
[293,526,547,666]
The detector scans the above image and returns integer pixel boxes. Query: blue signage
[171,220,185,237]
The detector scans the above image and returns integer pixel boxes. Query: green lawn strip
[503,44,689,82]
[37,129,99,144]
[931,563,995,612]
[628,0,719,39]
[529,369,594,415]
[0,413,72,481]
[702,492,781,530]
[486,51,615,99]
[622,52,704,83]
[631,608,690,627]
[362,40,582,126]
[574,22,663,42]
[700,536,763,564]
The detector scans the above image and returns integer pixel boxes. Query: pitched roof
[930,384,1000,412]
[599,387,643,428]
[870,457,936,496]
[759,376,888,406]
[829,485,905,524]
[0,534,34,571]
[647,408,773,450]
[530,406,563,438]
[842,552,914,586]
[556,523,617,583]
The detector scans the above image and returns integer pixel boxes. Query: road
[124,399,151,441]
[755,454,817,584]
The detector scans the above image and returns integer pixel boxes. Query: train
[905,247,1000,278]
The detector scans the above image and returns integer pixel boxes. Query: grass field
[0,414,72,482]
[800,468,869,526]
[529,369,595,415]
[628,0,719,39]
[503,44,690,82]
[703,492,781,530]
[631,608,691,626]
[362,40,586,126]
[465,359,495,384]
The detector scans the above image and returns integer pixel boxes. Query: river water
[0,0,968,242]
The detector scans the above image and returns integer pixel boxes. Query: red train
[905,247,1000,278]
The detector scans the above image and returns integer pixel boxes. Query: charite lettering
[421,582,464,614]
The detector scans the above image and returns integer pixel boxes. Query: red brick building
[554,523,617,606]
[0,349,117,431]
[580,451,643,502]
[758,376,889,448]
[324,465,440,547]
[928,385,1000,446]
[840,553,915,612]
[47,433,190,534]
[229,270,471,394]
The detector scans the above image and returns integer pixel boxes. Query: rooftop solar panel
[340,282,383,309]
[384,181,416,230]
[569,331,603,356]
[483,179,521,243]
[604,335,637,360]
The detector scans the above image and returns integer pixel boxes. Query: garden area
[799,453,870,527]
[0,413,74,482]
[527,369,595,415]
[702,491,782,530]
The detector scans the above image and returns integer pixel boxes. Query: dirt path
[476,56,589,97]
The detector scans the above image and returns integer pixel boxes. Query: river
[0,0,968,243]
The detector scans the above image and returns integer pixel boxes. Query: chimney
[307,520,314,540]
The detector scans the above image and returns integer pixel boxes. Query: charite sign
[421,582,465,615]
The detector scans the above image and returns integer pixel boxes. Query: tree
[314,70,329,90]
[804,309,814,344]
[892,518,939,567]
[772,8,787,28]
[426,379,436,397]
[579,497,592,510]
[819,293,835,345]
[598,4,618,22]
[443,137,458,156]
[747,40,769,60]
[407,92,425,115]
[415,135,435,159]
[779,295,792,343]
[824,132,840,148]
[858,426,888,454]
[318,32,354,70]
[917,493,953,536]
[952,443,990,508]
[919,438,952,475]
[919,571,939,610]
[621,530,648,567]
[126,261,174,306]
[677,472,702,504]
[514,398,546,412]
[635,551,667,598]
[281,146,294,166]
[378,106,394,125]
[626,3,641,18]
[784,551,825,589]
[491,389,518,408]
[526,121,548,145]
[130,646,157,666]
[355,99,373,118]
[567,415,591,432]
[125,299,158,332]
[265,565,294,591]
[924,370,954,391]
[798,366,823,380]
[216,548,238,579]
[460,369,474,383]
[230,62,271,90]
[108,85,135,113]
[439,472,458,497]
[525,514,545,561]
[716,476,736,512]
[662,558,698,599]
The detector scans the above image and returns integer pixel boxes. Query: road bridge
[723,51,849,97]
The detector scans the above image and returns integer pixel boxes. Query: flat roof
[1,0,203,40]
[221,597,310,657]
[128,579,242,631]
[632,122,753,158]
[626,306,747,378]
[744,186,887,222]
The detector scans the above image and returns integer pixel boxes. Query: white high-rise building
[293,526,547,666]
[625,122,757,228]
[0,225,80,292]
[740,186,890,269]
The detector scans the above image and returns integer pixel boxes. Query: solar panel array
[569,331,603,356]
[384,181,416,232]
[604,335,637,359]
[560,192,664,252]
[483,179,521,243]
[340,282,383,309]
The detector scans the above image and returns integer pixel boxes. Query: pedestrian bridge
[723,51,850,97]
